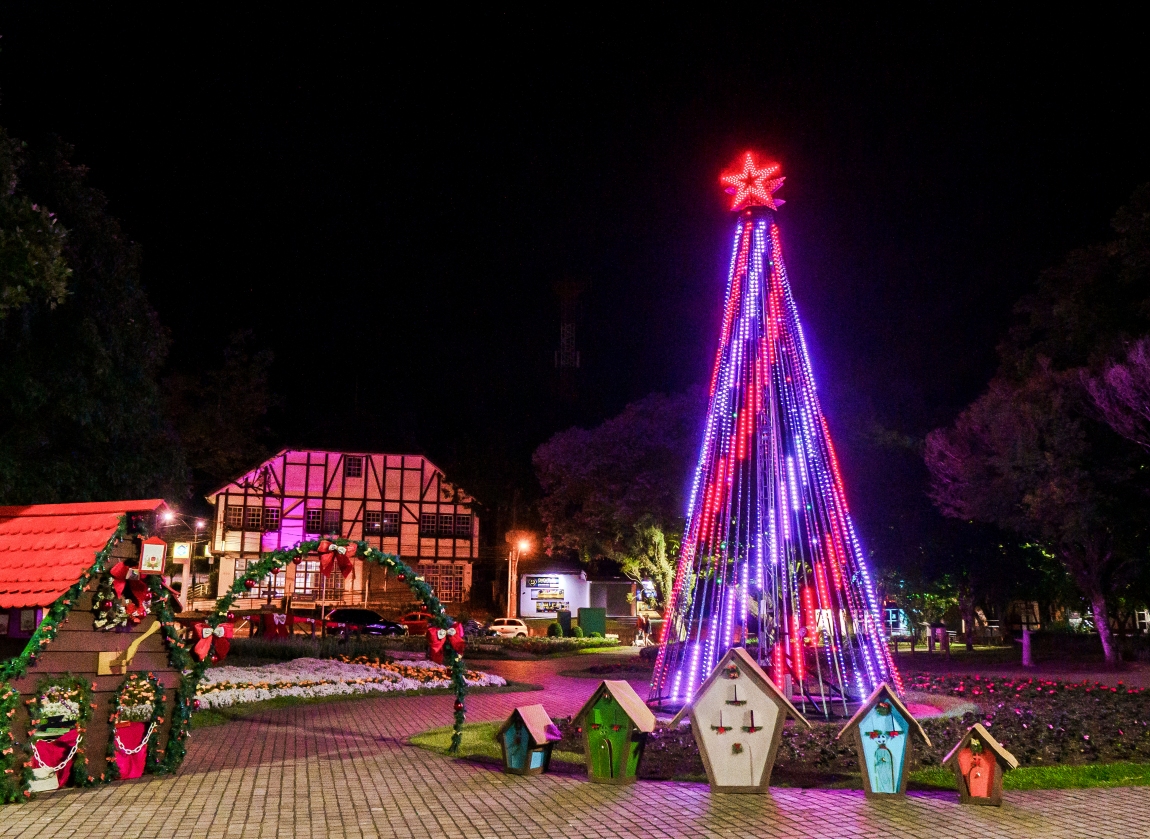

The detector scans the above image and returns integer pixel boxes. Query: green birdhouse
[494,704,562,776]
[573,680,656,784]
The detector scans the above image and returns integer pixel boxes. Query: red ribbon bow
[317,540,357,578]
[109,562,152,619]
[193,621,234,661]
[427,622,465,664]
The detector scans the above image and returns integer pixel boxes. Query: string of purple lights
[648,153,901,713]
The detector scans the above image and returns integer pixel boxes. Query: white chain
[31,733,83,773]
[114,722,157,756]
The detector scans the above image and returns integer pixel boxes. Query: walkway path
[2,653,1147,838]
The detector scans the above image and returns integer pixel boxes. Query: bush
[590,631,603,638]
[547,622,564,637]
[227,635,408,663]
[639,644,659,663]
[569,625,584,638]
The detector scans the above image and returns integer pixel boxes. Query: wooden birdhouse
[670,647,811,792]
[495,704,562,775]
[837,683,931,798]
[942,723,1018,806]
[573,680,656,784]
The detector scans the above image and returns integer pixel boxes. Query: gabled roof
[837,682,931,747]
[0,500,166,609]
[669,646,812,729]
[574,680,657,733]
[495,704,561,746]
[942,722,1019,770]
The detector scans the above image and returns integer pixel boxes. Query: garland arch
[179,539,468,753]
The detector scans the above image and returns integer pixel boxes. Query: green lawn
[409,721,584,764]
[190,681,542,729]
[410,722,1150,791]
[910,762,1150,791]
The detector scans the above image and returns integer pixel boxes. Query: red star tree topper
[720,151,785,211]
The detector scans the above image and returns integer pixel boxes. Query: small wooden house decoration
[837,683,931,798]
[0,500,181,793]
[942,723,1018,806]
[669,647,811,793]
[573,680,656,784]
[495,704,562,775]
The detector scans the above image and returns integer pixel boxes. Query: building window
[420,513,437,536]
[438,514,454,536]
[381,512,399,535]
[322,509,341,536]
[454,514,472,538]
[364,510,381,535]
[306,508,323,534]
[344,456,364,478]
[245,507,264,531]
[263,507,281,532]
[293,559,321,597]
[225,505,243,529]
[235,559,285,598]
[417,562,465,603]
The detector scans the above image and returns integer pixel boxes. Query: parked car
[399,610,436,636]
[324,609,407,637]
[486,617,529,638]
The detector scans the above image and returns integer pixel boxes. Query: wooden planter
[670,647,811,793]
[943,722,1018,806]
[837,683,931,799]
[573,681,656,784]
[495,704,560,776]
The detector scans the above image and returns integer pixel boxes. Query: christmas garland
[26,675,95,786]
[0,682,28,803]
[105,672,166,780]
[185,538,469,753]
[146,573,195,774]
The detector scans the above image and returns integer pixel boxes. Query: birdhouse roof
[495,704,561,746]
[573,680,656,733]
[837,682,931,747]
[0,500,166,609]
[942,722,1019,770]
[669,646,812,729]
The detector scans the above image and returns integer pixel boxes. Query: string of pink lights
[649,152,901,713]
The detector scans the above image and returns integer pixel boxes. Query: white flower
[195,657,505,709]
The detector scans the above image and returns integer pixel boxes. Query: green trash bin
[578,607,607,637]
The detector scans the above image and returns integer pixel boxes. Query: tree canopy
[0,130,187,504]
[533,390,703,602]
[925,184,1150,663]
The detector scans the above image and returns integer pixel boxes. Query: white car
[487,618,529,638]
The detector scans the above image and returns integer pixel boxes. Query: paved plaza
[3,655,1148,839]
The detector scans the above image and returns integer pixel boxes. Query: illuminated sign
[534,601,569,613]
[525,575,560,588]
[530,589,564,599]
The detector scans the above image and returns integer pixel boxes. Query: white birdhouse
[670,647,810,792]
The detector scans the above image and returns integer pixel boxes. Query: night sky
[2,8,1147,545]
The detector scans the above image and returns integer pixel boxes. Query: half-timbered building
[205,450,478,613]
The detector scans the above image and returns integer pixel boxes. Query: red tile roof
[0,500,166,609]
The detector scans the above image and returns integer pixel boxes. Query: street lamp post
[160,510,206,611]
[505,531,532,619]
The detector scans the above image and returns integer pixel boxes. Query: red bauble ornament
[292,555,302,565]
[453,701,464,712]
[193,699,201,709]
[210,653,219,663]
[226,612,235,621]
[244,579,255,589]
[397,574,406,582]
[102,601,113,610]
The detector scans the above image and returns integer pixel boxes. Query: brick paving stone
[2,654,1149,837]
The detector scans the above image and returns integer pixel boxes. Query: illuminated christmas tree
[650,152,900,713]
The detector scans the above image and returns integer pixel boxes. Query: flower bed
[195,656,506,709]
[546,670,1150,781]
